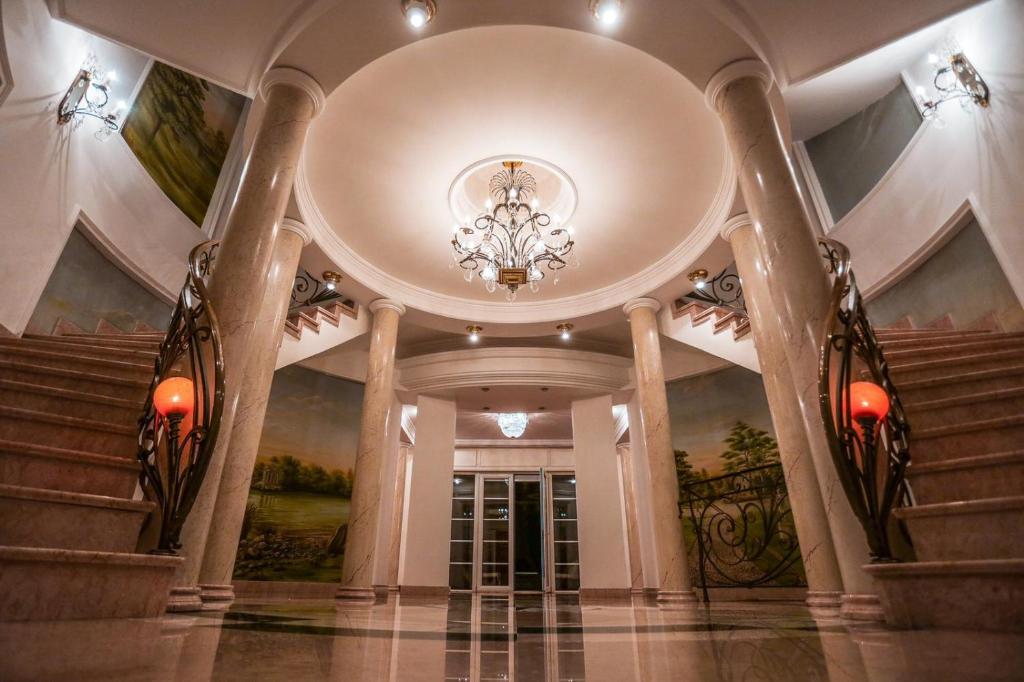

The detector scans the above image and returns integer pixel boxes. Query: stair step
[59,331,166,341]
[0,484,152,553]
[1,336,159,363]
[25,333,162,352]
[0,439,139,498]
[894,496,1024,562]
[910,414,1024,464]
[880,331,1024,353]
[904,387,1024,431]
[0,405,137,458]
[0,358,150,401]
[875,329,995,341]
[889,349,1023,383]
[0,378,143,426]
[0,545,181,621]
[909,450,1024,505]
[884,336,1024,362]
[0,346,152,381]
[897,364,1024,404]
[866,558,1024,631]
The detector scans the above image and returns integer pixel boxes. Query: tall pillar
[623,298,696,603]
[387,444,411,589]
[337,298,406,600]
[722,213,845,610]
[617,443,645,592]
[196,218,311,608]
[172,68,325,608]
[705,60,877,616]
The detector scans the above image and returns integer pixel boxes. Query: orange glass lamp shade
[153,377,195,419]
[848,381,890,422]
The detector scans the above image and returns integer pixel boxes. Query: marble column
[386,444,411,589]
[722,214,845,610]
[617,443,645,593]
[196,219,311,608]
[173,68,326,608]
[706,60,878,615]
[623,298,696,603]
[337,299,406,600]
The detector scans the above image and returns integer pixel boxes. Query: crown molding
[369,298,407,316]
[622,297,661,316]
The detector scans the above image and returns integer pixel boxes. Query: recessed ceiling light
[590,0,623,26]
[402,0,436,29]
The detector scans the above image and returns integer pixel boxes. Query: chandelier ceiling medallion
[450,159,578,301]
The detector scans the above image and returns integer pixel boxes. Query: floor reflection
[2,594,1023,681]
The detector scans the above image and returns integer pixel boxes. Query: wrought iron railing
[679,463,805,601]
[136,240,225,554]
[681,265,747,316]
[290,268,344,312]
[818,237,912,562]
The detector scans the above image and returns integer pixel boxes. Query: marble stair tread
[908,413,1024,463]
[889,348,1024,382]
[875,329,994,340]
[865,558,1024,631]
[0,405,137,457]
[0,438,140,497]
[0,483,153,553]
[893,495,1024,562]
[0,545,181,621]
[58,331,166,340]
[0,357,150,400]
[903,386,1024,430]
[908,449,1024,504]
[25,333,162,352]
[883,336,1024,361]
[0,336,159,362]
[0,377,143,425]
[0,345,153,381]
[880,330,1024,350]
[896,363,1024,403]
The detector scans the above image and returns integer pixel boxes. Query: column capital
[260,67,326,117]
[720,213,753,242]
[280,217,313,245]
[623,297,661,316]
[704,59,773,111]
[369,298,407,317]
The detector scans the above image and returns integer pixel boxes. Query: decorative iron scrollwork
[136,240,225,554]
[679,463,804,601]
[290,269,343,312]
[818,237,912,562]
[684,266,747,315]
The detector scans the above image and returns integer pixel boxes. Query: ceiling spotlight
[557,323,574,341]
[688,268,709,290]
[322,270,343,291]
[402,0,436,28]
[466,325,483,343]
[590,0,623,26]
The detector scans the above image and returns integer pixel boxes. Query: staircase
[276,301,369,369]
[0,330,181,621]
[659,300,759,372]
[865,327,1024,631]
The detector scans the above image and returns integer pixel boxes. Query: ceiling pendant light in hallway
[496,412,529,438]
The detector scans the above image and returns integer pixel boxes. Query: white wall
[826,0,1024,306]
[0,0,205,335]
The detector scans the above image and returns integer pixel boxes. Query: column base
[656,589,699,604]
[199,583,235,611]
[805,590,844,611]
[166,586,204,613]
[839,593,886,622]
[335,586,377,602]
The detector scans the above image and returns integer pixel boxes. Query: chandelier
[451,161,577,301]
[496,412,529,439]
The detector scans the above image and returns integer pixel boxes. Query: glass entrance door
[513,476,544,592]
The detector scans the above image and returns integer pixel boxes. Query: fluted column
[173,68,325,607]
[623,298,696,603]
[196,219,311,608]
[722,214,845,610]
[337,298,406,600]
[706,60,877,615]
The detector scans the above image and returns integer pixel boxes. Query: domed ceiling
[299,24,732,323]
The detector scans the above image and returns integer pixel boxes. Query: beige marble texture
[617,443,646,592]
[725,217,844,609]
[623,298,696,602]
[386,444,410,588]
[709,62,875,604]
[176,70,322,594]
[0,442,139,498]
[894,496,1024,562]
[196,225,307,608]
[338,299,405,600]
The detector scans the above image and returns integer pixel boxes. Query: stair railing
[137,240,224,554]
[818,237,912,562]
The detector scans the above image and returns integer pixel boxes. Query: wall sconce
[56,55,125,136]
[914,49,990,120]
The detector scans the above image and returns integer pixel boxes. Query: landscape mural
[121,61,246,226]
[233,366,364,583]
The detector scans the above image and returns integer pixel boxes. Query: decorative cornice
[280,217,312,245]
[259,67,326,117]
[455,439,574,449]
[622,297,661,316]
[369,298,406,316]
[704,59,773,112]
[720,213,753,242]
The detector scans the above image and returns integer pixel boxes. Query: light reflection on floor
[2,594,1022,681]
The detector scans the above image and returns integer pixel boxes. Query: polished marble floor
[2,595,1022,681]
